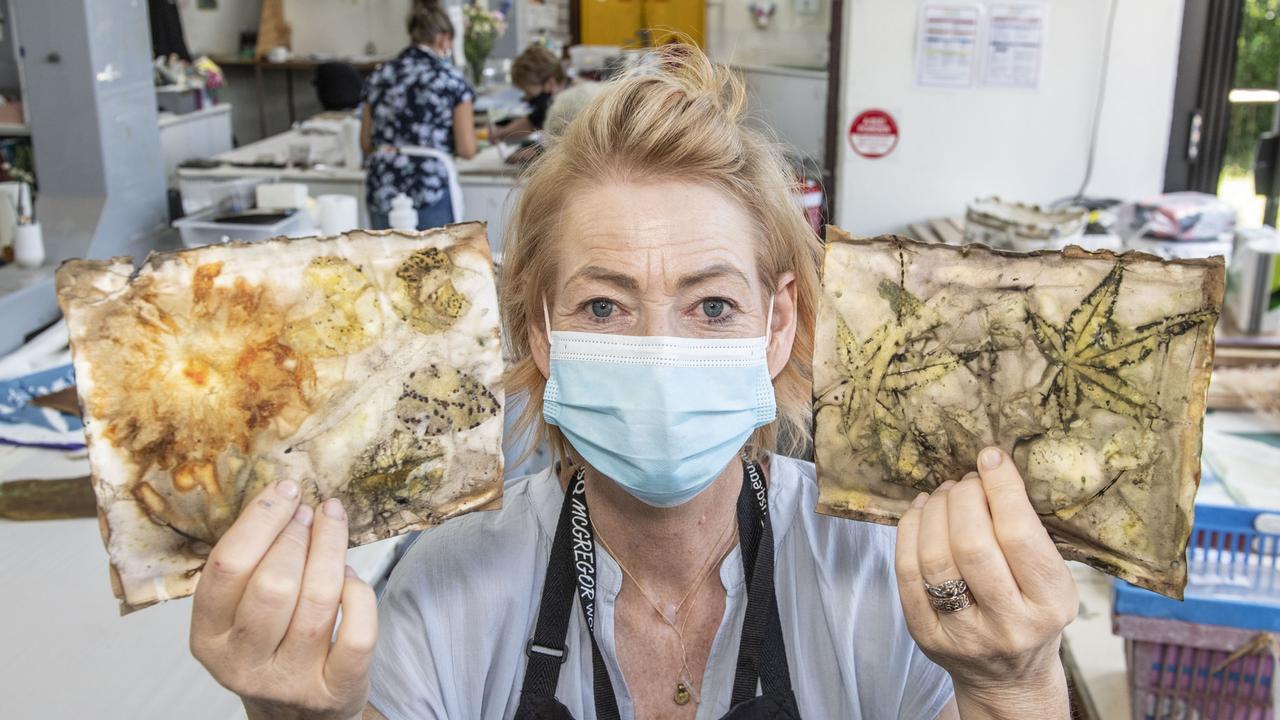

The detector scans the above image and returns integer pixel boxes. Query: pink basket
[1115,613,1276,719]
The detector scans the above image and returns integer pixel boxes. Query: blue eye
[702,299,726,318]
[591,299,614,318]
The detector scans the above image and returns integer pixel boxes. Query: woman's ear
[529,307,551,380]
[766,272,798,379]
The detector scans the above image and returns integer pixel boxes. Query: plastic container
[1225,227,1280,334]
[1114,504,1280,719]
[1115,613,1274,720]
[388,193,418,230]
[317,194,358,236]
[964,196,1087,251]
[173,206,307,248]
[1115,505,1280,631]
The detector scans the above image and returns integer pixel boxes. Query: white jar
[13,222,43,268]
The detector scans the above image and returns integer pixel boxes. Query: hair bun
[628,43,748,125]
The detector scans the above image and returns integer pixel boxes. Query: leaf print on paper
[1027,263,1216,425]
[813,231,1224,600]
[817,278,979,492]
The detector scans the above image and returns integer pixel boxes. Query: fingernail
[911,492,928,509]
[276,480,299,499]
[345,565,357,578]
[980,447,1004,470]
[293,503,313,528]
[323,498,345,519]
[961,471,980,482]
[936,480,956,493]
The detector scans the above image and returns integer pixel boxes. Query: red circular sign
[848,109,899,158]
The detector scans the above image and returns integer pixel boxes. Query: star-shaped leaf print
[818,280,977,491]
[1027,263,1216,425]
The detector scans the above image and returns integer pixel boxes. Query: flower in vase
[463,4,508,87]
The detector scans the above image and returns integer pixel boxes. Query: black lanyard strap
[516,459,792,719]
[519,466,623,719]
[730,459,789,705]
[521,467,586,702]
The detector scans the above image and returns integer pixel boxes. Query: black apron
[514,459,801,720]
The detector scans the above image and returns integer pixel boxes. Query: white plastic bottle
[388,193,418,231]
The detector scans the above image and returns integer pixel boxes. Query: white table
[177,131,522,248]
[0,445,244,719]
[0,443,403,719]
[176,122,370,225]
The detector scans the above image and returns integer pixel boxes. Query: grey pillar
[0,0,167,353]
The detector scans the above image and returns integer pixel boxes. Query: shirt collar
[402,45,442,65]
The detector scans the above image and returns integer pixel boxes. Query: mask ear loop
[764,295,776,340]
[542,296,552,336]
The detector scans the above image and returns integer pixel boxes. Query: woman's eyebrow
[676,263,751,291]
[565,265,640,291]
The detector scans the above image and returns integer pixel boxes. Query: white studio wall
[177,0,416,59]
[834,0,1186,236]
[177,0,264,57]
[285,0,415,58]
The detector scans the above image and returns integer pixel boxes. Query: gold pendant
[674,682,691,706]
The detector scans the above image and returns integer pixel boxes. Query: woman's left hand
[894,446,1078,720]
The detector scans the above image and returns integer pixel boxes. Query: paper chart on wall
[982,3,1048,90]
[914,2,983,90]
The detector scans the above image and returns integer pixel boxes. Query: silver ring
[930,591,975,613]
[924,578,975,613]
[924,578,969,599]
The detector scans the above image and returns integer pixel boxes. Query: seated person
[490,45,569,143]
[314,62,363,111]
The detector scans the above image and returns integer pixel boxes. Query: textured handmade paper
[57,223,503,612]
[814,230,1223,598]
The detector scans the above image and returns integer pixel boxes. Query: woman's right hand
[190,480,378,720]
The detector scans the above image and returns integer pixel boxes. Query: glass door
[1218,0,1280,228]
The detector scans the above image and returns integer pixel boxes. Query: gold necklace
[592,512,738,707]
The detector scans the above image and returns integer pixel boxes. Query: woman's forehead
[557,181,759,281]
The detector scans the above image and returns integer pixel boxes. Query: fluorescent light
[1228,89,1280,104]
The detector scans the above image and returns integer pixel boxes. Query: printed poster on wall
[982,3,1048,90]
[914,2,982,90]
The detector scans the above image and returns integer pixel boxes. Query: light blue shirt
[370,455,955,719]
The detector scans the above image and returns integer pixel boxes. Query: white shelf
[0,122,30,136]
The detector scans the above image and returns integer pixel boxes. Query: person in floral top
[360,1,477,230]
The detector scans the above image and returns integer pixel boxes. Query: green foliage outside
[1225,0,1280,174]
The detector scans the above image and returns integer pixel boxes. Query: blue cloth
[369,456,956,719]
[368,188,454,231]
[362,47,474,216]
[0,363,85,449]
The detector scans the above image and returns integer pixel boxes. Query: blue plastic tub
[1114,504,1280,632]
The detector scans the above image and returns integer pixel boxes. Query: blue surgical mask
[542,302,777,507]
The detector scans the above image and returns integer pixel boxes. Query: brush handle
[0,476,97,521]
